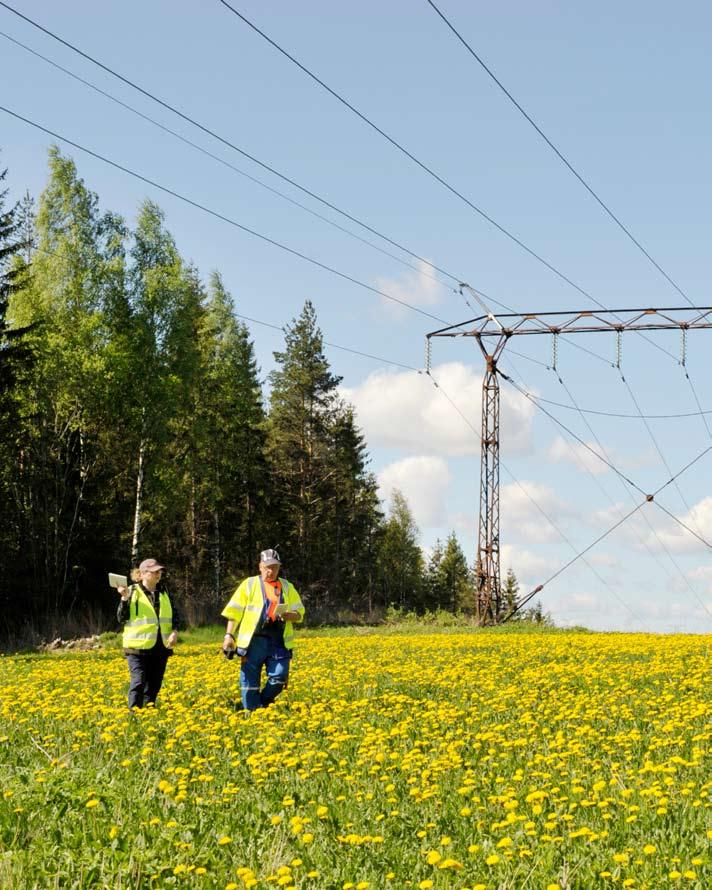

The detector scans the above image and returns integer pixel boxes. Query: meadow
[0,629,709,889]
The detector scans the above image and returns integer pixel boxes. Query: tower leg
[476,359,501,624]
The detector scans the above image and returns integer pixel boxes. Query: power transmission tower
[427,305,712,624]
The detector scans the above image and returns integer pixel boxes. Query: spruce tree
[267,300,342,590]
[377,489,424,611]
[503,568,522,620]
[194,271,267,599]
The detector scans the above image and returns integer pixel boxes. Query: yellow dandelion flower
[85,799,99,809]
[486,854,500,866]
[438,858,463,870]
[217,836,232,845]
[426,850,442,865]
[643,844,656,855]
[418,882,433,890]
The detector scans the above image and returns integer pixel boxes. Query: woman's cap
[260,549,281,566]
[139,558,164,573]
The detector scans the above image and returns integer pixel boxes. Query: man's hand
[117,585,129,601]
[223,632,236,651]
[166,630,178,648]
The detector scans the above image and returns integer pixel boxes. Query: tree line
[0,148,539,642]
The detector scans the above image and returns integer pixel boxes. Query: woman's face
[142,568,162,589]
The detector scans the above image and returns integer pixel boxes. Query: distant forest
[0,148,514,643]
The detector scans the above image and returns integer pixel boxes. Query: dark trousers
[126,650,169,708]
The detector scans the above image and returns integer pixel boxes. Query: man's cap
[260,549,281,566]
[139,558,164,573]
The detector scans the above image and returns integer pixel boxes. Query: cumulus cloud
[341,361,534,457]
[500,480,571,543]
[500,544,558,589]
[547,435,611,476]
[377,456,452,527]
[374,258,445,317]
[649,495,712,554]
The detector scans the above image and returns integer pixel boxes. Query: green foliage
[377,489,425,610]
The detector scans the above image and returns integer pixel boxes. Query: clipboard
[273,603,291,617]
[108,573,128,588]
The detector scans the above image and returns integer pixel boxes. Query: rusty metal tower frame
[427,305,712,625]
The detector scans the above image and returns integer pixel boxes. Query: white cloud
[342,361,534,457]
[547,435,611,476]
[374,259,445,318]
[649,495,712,554]
[500,544,558,589]
[687,564,712,593]
[501,480,571,543]
[378,456,452,528]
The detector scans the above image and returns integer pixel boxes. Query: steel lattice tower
[428,305,712,624]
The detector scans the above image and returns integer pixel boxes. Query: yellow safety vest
[122,585,173,650]
[221,576,304,651]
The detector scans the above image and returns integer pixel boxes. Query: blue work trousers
[240,635,292,711]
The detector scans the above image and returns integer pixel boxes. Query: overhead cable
[0,104,452,325]
[425,368,649,627]
[0,2,462,289]
[425,0,693,306]
[215,1,677,364]
[0,27,462,294]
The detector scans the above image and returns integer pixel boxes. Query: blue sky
[3,0,712,631]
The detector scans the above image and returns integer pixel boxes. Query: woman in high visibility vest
[116,557,181,708]
[222,549,305,711]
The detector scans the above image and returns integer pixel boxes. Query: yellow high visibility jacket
[221,576,304,651]
[122,585,173,650]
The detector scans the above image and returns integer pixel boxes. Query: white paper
[108,573,128,588]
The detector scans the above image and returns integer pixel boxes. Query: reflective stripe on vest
[122,585,173,649]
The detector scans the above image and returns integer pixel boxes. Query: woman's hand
[117,585,129,601]
[166,631,178,648]
[280,611,300,622]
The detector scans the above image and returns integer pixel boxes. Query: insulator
[680,327,687,367]
[552,332,558,372]
[425,337,432,373]
[616,330,622,369]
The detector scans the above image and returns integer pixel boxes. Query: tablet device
[108,573,128,588]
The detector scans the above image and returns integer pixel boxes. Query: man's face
[260,562,280,582]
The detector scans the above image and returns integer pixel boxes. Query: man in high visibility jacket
[222,549,305,711]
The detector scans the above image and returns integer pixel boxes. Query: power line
[216,2,679,365]
[523,361,711,617]
[501,384,712,420]
[425,368,649,627]
[214,1,641,314]
[0,5,667,369]
[0,1,464,291]
[0,27,462,297]
[424,0,694,307]
[234,311,419,371]
[0,104,458,325]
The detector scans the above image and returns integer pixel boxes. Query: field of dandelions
[0,630,709,888]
